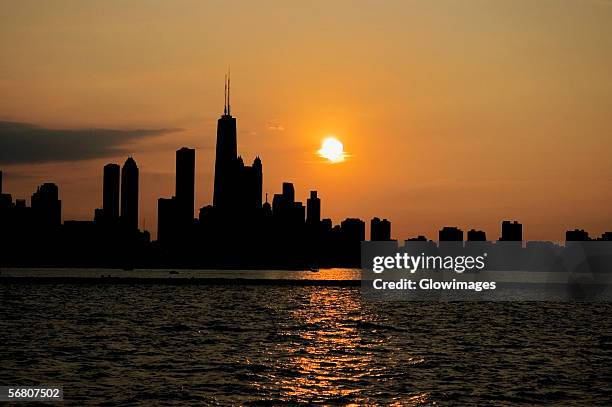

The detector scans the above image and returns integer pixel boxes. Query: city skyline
[1,93,610,272]
[1,86,610,245]
[1,1,611,240]
[1,75,611,242]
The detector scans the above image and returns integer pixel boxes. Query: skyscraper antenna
[223,74,227,115]
[227,66,231,116]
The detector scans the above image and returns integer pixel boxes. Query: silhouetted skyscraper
[467,229,487,241]
[500,220,522,241]
[306,191,321,225]
[176,147,195,224]
[212,74,262,213]
[236,156,263,211]
[103,163,120,221]
[282,182,295,204]
[121,157,139,230]
[371,217,391,241]
[213,75,238,210]
[271,182,305,227]
[272,182,301,222]
[439,226,463,241]
[251,157,263,209]
[31,183,61,228]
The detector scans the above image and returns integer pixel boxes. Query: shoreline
[0,276,361,286]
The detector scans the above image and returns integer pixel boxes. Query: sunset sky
[1,0,611,240]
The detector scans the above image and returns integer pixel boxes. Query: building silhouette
[439,226,463,241]
[566,229,590,241]
[213,75,237,210]
[371,217,391,241]
[467,229,487,241]
[31,183,61,228]
[564,229,612,242]
[121,157,139,230]
[262,194,272,217]
[273,183,294,219]
[242,156,263,210]
[500,220,522,241]
[212,74,262,214]
[155,148,197,246]
[341,218,366,242]
[282,182,294,204]
[103,163,120,221]
[176,147,195,224]
[306,191,321,225]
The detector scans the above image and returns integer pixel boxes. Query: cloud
[0,121,180,164]
[267,123,285,132]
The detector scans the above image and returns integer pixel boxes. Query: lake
[1,269,611,405]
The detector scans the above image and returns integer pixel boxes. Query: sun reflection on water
[280,288,368,401]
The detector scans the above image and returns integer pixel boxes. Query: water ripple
[1,284,611,405]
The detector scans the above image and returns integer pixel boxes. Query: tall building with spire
[212,72,262,214]
[213,73,238,210]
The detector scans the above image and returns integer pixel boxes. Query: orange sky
[1,0,611,240]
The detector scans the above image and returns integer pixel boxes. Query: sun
[318,137,346,163]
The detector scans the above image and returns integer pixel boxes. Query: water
[1,271,612,405]
[0,267,361,280]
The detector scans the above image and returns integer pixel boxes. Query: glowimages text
[369,252,496,292]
